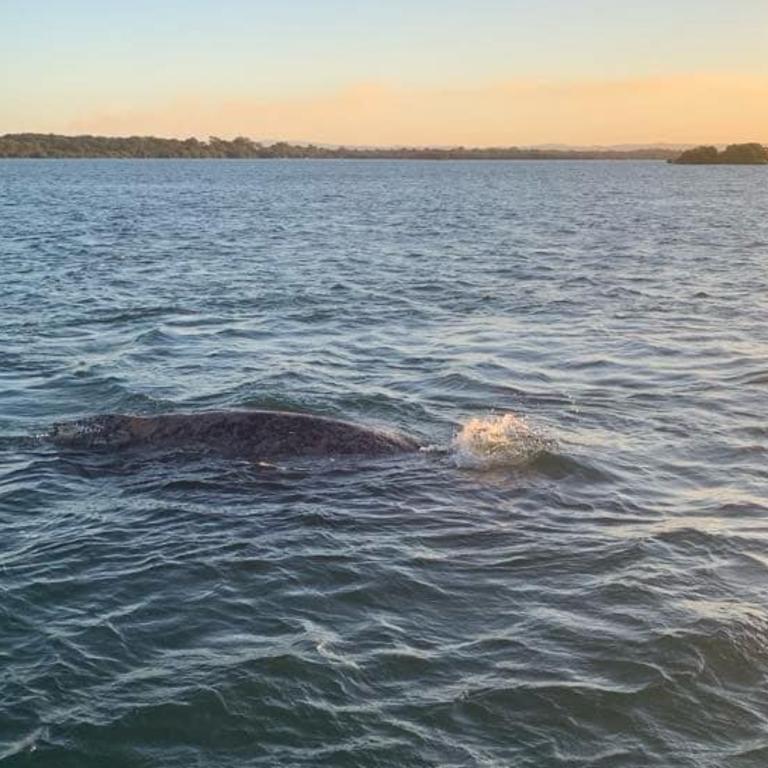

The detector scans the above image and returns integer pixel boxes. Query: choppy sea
[1,159,767,767]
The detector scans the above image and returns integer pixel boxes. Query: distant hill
[0,133,680,160]
[670,143,768,165]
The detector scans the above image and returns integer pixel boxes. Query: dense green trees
[719,143,768,164]
[670,143,768,165]
[671,145,719,164]
[0,133,680,160]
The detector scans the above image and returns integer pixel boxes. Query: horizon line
[5,132,759,152]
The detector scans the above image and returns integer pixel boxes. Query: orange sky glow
[67,74,768,147]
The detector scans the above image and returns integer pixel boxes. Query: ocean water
[1,159,767,767]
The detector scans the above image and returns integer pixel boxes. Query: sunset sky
[2,0,768,146]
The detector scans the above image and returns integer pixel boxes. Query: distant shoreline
[0,156,675,161]
[0,133,680,160]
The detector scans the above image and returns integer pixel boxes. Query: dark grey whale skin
[50,410,421,460]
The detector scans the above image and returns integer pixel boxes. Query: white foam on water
[452,413,553,469]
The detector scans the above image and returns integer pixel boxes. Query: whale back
[50,410,419,459]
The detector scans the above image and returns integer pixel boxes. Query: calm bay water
[1,159,767,767]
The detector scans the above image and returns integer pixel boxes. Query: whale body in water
[50,410,421,460]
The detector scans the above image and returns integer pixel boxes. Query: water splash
[452,413,554,469]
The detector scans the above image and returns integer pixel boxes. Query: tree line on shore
[0,133,680,160]
[670,143,768,165]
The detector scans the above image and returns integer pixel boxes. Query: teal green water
[1,160,768,766]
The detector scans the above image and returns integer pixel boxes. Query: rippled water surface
[2,159,768,767]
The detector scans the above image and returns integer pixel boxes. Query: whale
[50,410,421,460]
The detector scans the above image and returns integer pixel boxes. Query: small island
[670,142,768,165]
